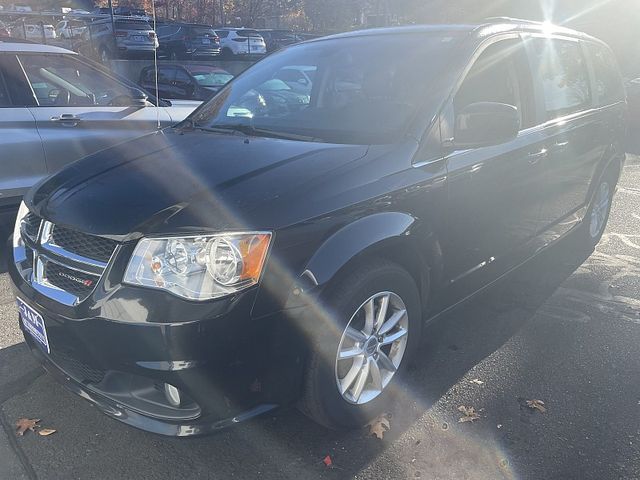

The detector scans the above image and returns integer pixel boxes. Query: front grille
[23,212,41,241]
[45,261,98,299]
[51,226,118,264]
[49,347,106,384]
[16,213,120,305]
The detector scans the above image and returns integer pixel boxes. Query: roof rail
[484,17,543,25]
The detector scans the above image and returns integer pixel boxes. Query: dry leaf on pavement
[526,399,547,413]
[470,379,484,385]
[15,418,40,436]
[458,405,480,423]
[38,428,57,436]
[368,413,391,439]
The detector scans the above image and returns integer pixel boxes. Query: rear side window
[529,38,591,119]
[587,43,624,106]
[216,30,229,38]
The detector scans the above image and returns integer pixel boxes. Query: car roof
[308,20,596,44]
[0,41,75,54]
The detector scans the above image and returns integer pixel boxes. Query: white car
[18,24,57,40]
[56,20,86,39]
[216,28,266,57]
[0,41,198,225]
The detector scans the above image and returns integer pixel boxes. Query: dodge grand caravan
[10,20,626,436]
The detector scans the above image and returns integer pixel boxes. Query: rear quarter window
[586,43,625,106]
[529,37,591,119]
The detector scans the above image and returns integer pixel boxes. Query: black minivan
[10,20,626,436]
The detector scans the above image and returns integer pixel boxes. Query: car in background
[55,20,86,39]
[156,23,221,59]
[82,17,158,61]
[139,64,233,100]
[216,28,266,57]
[0,41,197,228]
[273,65,316,94]
[14,24,57,40]
[258,29,302,53]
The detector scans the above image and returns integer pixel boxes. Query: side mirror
[452,102,520,149]
[129,87,148,106]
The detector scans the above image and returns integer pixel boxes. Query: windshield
[191,26,216,36]
[116,21,152,31]
[238,29,261,37]
[190,33,461,144]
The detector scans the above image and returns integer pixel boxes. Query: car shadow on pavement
[0,231,594,480]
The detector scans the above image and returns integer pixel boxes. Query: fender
[288,211,444,310]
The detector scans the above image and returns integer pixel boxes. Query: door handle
[50,114,82,126]
[527,148,548,165]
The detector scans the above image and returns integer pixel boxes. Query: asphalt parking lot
[1,155,639,480]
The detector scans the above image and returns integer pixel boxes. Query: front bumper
[24,332,276,436]
[9,253,306,436]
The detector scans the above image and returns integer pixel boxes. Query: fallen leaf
[368,413,391,439]
[526,399,547,413]
[38,428,57,436]
[15,418,40,436]
[323,455,333,467]
[497,424,503,429]
[470,378,484,385]
[457,405,480,423]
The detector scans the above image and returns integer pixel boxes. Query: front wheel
[299,260,422,429]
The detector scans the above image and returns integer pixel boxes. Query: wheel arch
[293,212,444,312]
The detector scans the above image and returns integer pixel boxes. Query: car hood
[163,101,202,123]
[26,129,370,240]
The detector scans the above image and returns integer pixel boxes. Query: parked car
[82,17,158,61]
[156,23,220,60]
[139,64,233,100]
[14,24,57,40]
[10,21,626,436]
[272,65,316,94]
[216,28,266,57]
[55,19,86,39]
[257,29,302,53]
[0,41,197,228]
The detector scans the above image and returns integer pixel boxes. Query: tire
[298,259,422,429]
[221,47,233,59]
[579,165,617,250]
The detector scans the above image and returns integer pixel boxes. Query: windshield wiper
[196,124,320,142]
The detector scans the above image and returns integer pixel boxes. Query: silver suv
[82,17,158,61]
[0,41,196,227]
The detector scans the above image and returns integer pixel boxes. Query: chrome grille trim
[16,215,119,306]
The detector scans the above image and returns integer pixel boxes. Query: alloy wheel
[335,291,409,405]
[589,181,611,239]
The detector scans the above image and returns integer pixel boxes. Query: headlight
[13,201,30,249]
[123,232,271,301]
